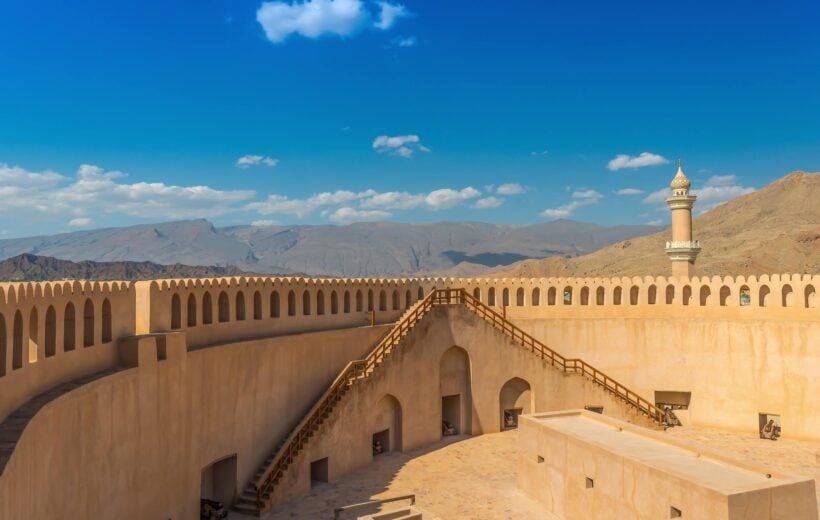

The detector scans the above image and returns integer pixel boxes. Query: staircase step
[232,503,262,517]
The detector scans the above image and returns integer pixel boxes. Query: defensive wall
[0,274,816,517]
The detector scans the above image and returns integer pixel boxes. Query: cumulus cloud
[615,188,644,196]
[391,35,416,47]
[251,220,278,227]
[540,190,603,219]
[607,152,669,171]
[68,217,92,227]
[647,219,664,226]
[329,207,392,223]
[374,2,408,29]
[472,196,504,209]
[496,183,525,195]
[642,174,755,212]
[372,134,430,158]
[0,163,255,221]
[236,155,279,168]
[256,0,407,43]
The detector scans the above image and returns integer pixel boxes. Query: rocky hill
[0,220,658,277]
[493,171,820,278]
[0,254,252,282]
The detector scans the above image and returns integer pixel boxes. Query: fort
[0,166,817,519]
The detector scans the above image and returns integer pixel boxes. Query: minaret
[664,160,701,278]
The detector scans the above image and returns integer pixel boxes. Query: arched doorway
[499,377,532,430]
[371,394,402,457]
[440,346,472,437]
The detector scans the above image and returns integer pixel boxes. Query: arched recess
[805,285,817,308]
[758,285,771,307]
[12,311,23,369]
[665,285,675,305]
[647,285,657,305]
[502,288,510,306]
[371,394,403,455]
[580,287,589,306]
[83,299,94,347]
[516,287,524,306]
[203,292,213,324]
[440,346,472,437]
[487,288,496,306]
[472,288,481,301]
[356,290,363,312]
[629,286,639,305]
[379,290,387,311]
[302,290,311,316]
[532,288,540,306]
[344,291,351,313]
[0,314,6,376]
[699,286,712,306]
[218,291,229,322]
[64,302,76,351]
[405,290,412,309]
[253,291,262,320]
[287,290,296,316]
[171,294,181,330]
[270,290,280,318]
[719,286,731,307]
[28,307,39,363]
[417,287,424,300]
[331,291,339,314]
[392,290,400,310]
[235,291,246,321]
[102,298,112,343]
[187,294,197,326]
[45,306,56,357]
[316,290,325,315]
[682,285,692,306]
[739,285,751,307]
[547,287,556,306]
[499,377,532,431]
[613,287,622,305]
[595,287,605,305]
[782,285,794,307]
[368,290,374,312]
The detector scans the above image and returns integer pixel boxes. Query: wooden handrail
[333,494,416,520]
[254,287,662,511]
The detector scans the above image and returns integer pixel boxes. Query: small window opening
[537,456,545,463]
[310,457,329,487]
[584,406,603,414]
[585,477,594,489]
[670,506,682,518]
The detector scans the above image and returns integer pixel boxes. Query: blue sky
[1,0,818,237]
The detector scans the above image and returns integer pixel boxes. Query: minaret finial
[678,158,682,169]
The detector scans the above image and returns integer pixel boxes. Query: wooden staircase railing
[250,288,662,514]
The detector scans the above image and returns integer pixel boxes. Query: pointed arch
[665,284,675,304]
[270,291,280,318]
[202,292,213,324]
[699,285,711,306]
[83,298,94,347]
[344,290,351,313]
[532,288,540,306]
[647,285,657,305]
[302,290,311,316]
[562,286,572,305]
[45,306,56,357]
[64,302,76,351]
[596,286,605,305]
[0,314,5,376]
[719,286,731,307]
[613,286,622,305]
[473,287,481,301]
[487,287,496,306]
[287,290,296,316]
[28,307,38,363]
[331,291,339,314]
[499,377,532,431]
[805,285,816,308]
[392,289,400,310]
[218,291,230,322]
[235,291,246,321]
[502,288,510,306]
[253,291,262,320]
[782,284,794,307]
[317,290,325,315]
[171,294,182,330]
[405,290,412,309]
[356,290,363,312]
[516,287,524,306]
[629,286,639,305]
[417,287,424,300]
[187,294,197,326]
[580,287,589,306]
[547,287,556,305]
[379,290,387,311]
[758,285,770,307]
[12,311,23,369]
[102,298,112,343]
[368,290,374,312]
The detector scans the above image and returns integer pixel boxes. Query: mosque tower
[664,160,701,278]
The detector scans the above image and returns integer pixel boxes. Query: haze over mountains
[0,220,658,278]
[495,171,820,278]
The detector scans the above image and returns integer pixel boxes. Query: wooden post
[370,310,376,327]
[502,304,506,320]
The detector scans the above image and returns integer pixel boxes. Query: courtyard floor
[229,425,819,520]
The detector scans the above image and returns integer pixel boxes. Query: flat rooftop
[526,411,806,495]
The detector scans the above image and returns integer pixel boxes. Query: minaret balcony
[665,240,701,250]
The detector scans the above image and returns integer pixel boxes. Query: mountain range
[0,220,658,278]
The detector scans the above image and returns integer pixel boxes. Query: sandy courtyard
[230,426,819,520]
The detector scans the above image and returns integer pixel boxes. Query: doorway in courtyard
[372,429,390,456]
[201,454,237,508]
[310,457,329,487]
[442,395,461,436]
[499,377,532,431]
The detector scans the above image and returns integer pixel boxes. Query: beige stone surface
[230,432,550,520]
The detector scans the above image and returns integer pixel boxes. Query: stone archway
[499,377,532,430]
[371,394,402,456]
[440,346,472,437]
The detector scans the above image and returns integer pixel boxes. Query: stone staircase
[235,289,664,516]
[361,507,424,520]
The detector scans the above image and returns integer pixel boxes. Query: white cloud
[0,163,255,221]
[647,219,663,226]
[424,187,481,209]
[391,35,416,47]
[496,183,525,195]
[540,190,603,219]
[615,188,644,196]
[530,150,549,156]
[329,206,391,223]
[236,155,279,168]
[246,190,371,217]
[372,134,430,158]
[256,0,408,43]
[642,175,755,212]
[374,2,408,30]
[68,217,92,227]
[472,196,504,209]
[607,152,669,171]
[359,191,425,210]
[251,220,278,227]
